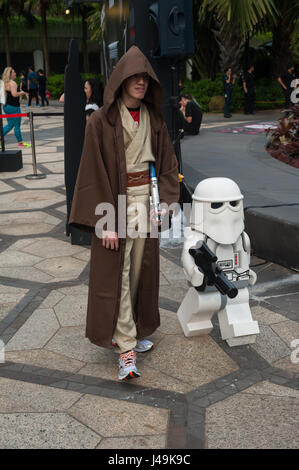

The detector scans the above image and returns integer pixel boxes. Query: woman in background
[84,78,103,120]
[2,67,30,147]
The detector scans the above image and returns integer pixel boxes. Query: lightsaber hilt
[149,163,161,223]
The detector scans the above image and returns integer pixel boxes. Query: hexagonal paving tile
[0,190,65,210]
[206,382,299,448]
[0,377,82,413]
[0,180,14,193]
[6,308,60,351]
[0,249,42,267]
[16,174,65,189]
[54,294,88,326]
[0,413,101,449]
[21,237,85,258]
[143,334,239,388]
[35,256,87,280]
[0,211,61,236]
[45,326,105,363]
[69,395,169,438]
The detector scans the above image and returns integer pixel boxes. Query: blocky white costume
[177,177,259,346]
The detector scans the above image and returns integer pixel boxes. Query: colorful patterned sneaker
[134,339,154,353]
[118,349,141,381]
[18,141,31,147]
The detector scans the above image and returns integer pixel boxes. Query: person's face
[179,97,188,108]
[227,68,232,75]
[10,69,16,80]
[288,66,295,73]
[122,73,149,101]
[84,81,92,100]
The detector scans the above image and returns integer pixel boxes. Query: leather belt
[127,169,150,187]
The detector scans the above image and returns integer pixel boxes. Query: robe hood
[103,46,163,129]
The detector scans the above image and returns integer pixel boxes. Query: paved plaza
[0,103,298,449]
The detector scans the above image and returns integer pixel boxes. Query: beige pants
[113,184,150,354]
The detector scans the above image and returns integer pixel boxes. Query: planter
[267,147,299,168]
[208,95,225,113]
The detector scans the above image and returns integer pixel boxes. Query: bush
[183,77,285,113]
[47,73,104,99]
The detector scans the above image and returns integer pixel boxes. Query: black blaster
[189,241,238,299]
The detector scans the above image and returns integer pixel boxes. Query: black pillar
[64,39,91,245]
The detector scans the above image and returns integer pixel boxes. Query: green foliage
[199,0,277,39]
[47,73,104,99]
[184,77,285,112]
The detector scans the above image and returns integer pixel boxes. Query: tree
[79,4,90,73]
[199,0,277,74]
[271,0,299,76]
[40,0,50,76]
[189,0,219,79]
[0,0,11,66]
[24,0,65,76]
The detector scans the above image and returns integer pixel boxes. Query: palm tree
[198,0,277,74]
[79,4,90,73]
[189,0,219,79]
[39,0,50,77]
[24,0,65,76]
[0,0,11,66]
[271,0,299,76]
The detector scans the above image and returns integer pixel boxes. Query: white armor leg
[177,288,222,337]
[217,287,259,346]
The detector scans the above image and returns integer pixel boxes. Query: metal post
[25,112,46,180]
[0,104,5,152]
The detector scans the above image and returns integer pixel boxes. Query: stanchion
[25,111,46,180]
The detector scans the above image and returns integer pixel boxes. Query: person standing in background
[27,66,39,107]
[20,71,29,104]
[222,67,237,118]
[243,65,255,114]
[1,67,31,147]
[277,64,297,108]
[37,69,49,107]
[84,78,103,120]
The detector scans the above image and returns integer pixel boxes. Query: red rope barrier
[0,113,28,118]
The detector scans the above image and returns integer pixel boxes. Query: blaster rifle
[189,241,238,299]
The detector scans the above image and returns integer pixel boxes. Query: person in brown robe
[69,46,180,380]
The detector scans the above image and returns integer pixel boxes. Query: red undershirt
[127,107,140,125]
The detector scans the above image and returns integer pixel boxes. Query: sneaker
[134,339,154,353]
[118,349,141,381]
[18,141,31,147]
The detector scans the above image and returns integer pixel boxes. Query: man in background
[37,69,49,107]
[27,66,39,107]
[277,64,297,108]
[222,67,237,118]
[243,65,255,114]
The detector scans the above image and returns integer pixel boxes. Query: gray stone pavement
[0,103,298,449]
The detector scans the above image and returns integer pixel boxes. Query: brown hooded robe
[69,46,180,349]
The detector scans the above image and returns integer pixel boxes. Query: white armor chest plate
[207,237,250,283]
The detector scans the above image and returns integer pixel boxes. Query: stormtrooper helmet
[190,177,244,244]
